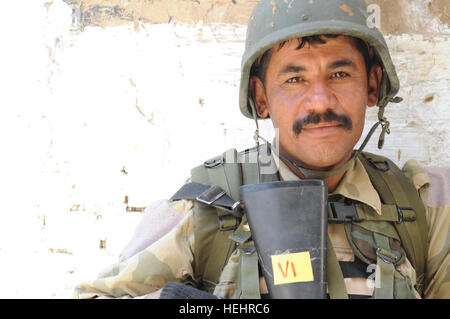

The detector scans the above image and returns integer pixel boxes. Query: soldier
[74,0,449,299]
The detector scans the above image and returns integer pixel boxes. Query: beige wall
[62,0,450,167]
[65,0,449,34]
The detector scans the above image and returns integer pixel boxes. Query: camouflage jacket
[74,156,449,299]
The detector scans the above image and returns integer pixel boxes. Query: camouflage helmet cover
[239,0,400,119]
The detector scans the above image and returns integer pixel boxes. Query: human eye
[286,76,304,84]
[330,71,349,79]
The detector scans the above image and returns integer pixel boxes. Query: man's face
[251,36,381,171]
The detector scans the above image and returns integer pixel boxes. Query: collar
[271,151,383,215]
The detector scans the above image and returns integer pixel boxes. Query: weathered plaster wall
[0,0,448,298]
[64,0,450,33]
[60,0,450,171]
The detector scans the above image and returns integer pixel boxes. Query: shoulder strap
[188,148,243,292]
[186,144,279,293]
[358,152,428,294]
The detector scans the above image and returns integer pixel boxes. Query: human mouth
[302,123,344,136]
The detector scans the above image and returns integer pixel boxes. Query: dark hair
[250,34,373,87]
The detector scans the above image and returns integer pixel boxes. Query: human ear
[249,76,270,118]
[367,64,382,107]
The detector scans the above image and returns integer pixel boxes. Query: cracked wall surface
[64,0,259,29]
[56,0,449,167]
[64,0,450,34]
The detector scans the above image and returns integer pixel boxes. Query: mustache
[293,110,352,136]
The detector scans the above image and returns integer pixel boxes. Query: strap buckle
[376,247,399,264]
[329,202,363,223]
[196,185,226,205]
[196,185,244,217]
[217,214,241,231]
[238,243,257,255]
[203,155,223,168]
[231,201,244,217]
[396,206,416,223]
[367,157,390,172]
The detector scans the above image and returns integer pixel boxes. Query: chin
[296,146,352,171]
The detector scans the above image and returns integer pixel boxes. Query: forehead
[272,35,359,58]
[260,35,364,69]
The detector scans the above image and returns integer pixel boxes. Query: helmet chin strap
[250,97,261,149]
[248,98,398,180]
[356,94,403,153]
[357,104,390,152]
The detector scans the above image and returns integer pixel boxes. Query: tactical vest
[170,144,428,299]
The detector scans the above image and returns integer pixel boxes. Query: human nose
[302,77,338,113]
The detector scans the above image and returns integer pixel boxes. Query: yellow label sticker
[271,251,314,285]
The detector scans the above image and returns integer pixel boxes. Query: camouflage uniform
[74,156,449,299]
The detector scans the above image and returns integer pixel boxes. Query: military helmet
[239,0,401,119]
